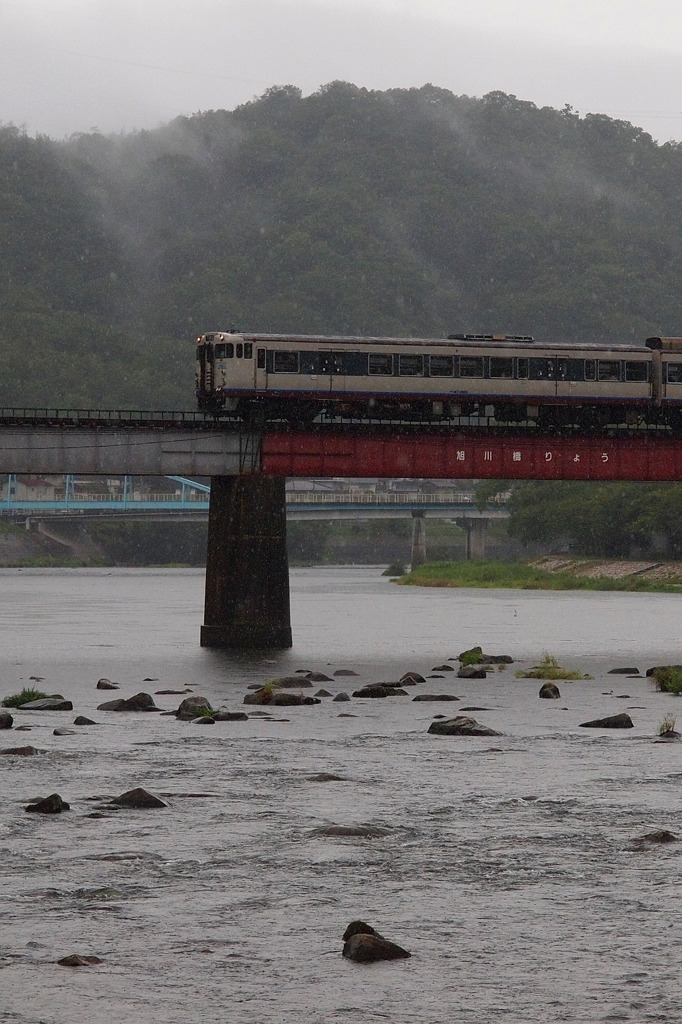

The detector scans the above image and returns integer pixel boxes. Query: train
[194,330,682,431]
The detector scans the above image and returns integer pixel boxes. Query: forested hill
[3,82,682,409]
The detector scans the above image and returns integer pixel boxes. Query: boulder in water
[579,713,633,729]
[428,716,502,737]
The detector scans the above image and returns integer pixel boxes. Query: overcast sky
[3,0,682,143]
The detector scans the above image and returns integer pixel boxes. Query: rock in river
[113,787,168,809]
[579,713,634,729]
[342,921,411,963]
[25,793,70,813]
[352,684,408,698]
[19,698,73,711]
[539,682,561,699]
[428,715,502,737]
[0,710,13,729]
[97,692,160,712]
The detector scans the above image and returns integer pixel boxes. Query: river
[1,567,681,1023]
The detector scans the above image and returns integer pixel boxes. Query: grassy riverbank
[397,557,682,593]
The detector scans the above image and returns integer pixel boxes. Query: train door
[255,346,267,392]
[320,351,346,394]
[197,339,214,394]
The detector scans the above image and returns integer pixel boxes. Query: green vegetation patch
[515,653,591,681]
[651,667,682,694]
[397,560,682,593]
[2,687,50,708]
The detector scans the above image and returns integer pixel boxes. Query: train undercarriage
[198,392,681,435]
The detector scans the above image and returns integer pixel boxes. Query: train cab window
[236,343,243,358]
[273,350,299,372]
[368,353,393,375]
[257,348,265,369]
[429,355,454,377]
[598,360,621,382]
[489,357,514,379]
[584,360,596,381]
[529,358,555,380]
[244,343,253,359]
[459,356,484,378]
[214,343,233,358]
[625,361,649,382]
[398,354,424,376]
[516,358,529,379]
[667,363,682,384]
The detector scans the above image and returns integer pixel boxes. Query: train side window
[516,358,529,379]
[529,358,555,380]
[598,360,621,382]
[489,357,514,379]
[584,360,596,381]
[300,352,321,374]
[346,352,368,375]
[368,353,393,375]
[273,350,299,372]
[236,343,243,358]
[667,363,682,383]
[257,348,265,369]
[459,356,484,378]
[625,361,649,382]
[558,359,586,381]
[398,354,424,376]
[429,355,454,376]
[244,343,253,359]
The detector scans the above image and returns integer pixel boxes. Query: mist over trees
[2,82,682,409]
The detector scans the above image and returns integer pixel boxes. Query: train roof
[199,332,653,354]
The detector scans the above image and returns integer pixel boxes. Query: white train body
[195,331,682,429]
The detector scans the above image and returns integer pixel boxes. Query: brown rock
[539,682,561,699]
[57,954,103,966]
[579,713,634,729]
[113,787,168,809]
[1,744,40,756]
[96,678,119,690]
[343,933,411,963]
[428,716,502,737]
[352,685,408,698]
[25,793,70,813]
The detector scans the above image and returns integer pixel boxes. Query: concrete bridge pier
[456,517,489,560]
[410,511,427,569]
[200,475,292,649]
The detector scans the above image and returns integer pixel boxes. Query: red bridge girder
[261,431,682,480]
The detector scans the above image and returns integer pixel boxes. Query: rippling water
[2,567,682,1023]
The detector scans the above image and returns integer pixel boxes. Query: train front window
[429,355,454,377]
[273,351,299,372]
[398,354,423,376]
[625,361,649,382]
[598,360,621,382]
[459,356,484,378]
[368,353,393,375]
[489,357,513,379]
[667,363,682,384]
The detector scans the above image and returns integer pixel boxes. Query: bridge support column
[461,518,488,561]
[200,475,292,649]
[411,511,427,569]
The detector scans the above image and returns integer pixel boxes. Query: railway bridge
[1,407,681,648]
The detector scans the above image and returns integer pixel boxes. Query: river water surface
[1,567,682,1023]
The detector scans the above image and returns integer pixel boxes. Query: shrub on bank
[516,653,591,681]
[651,667,682,694]
[2,686,50,708]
